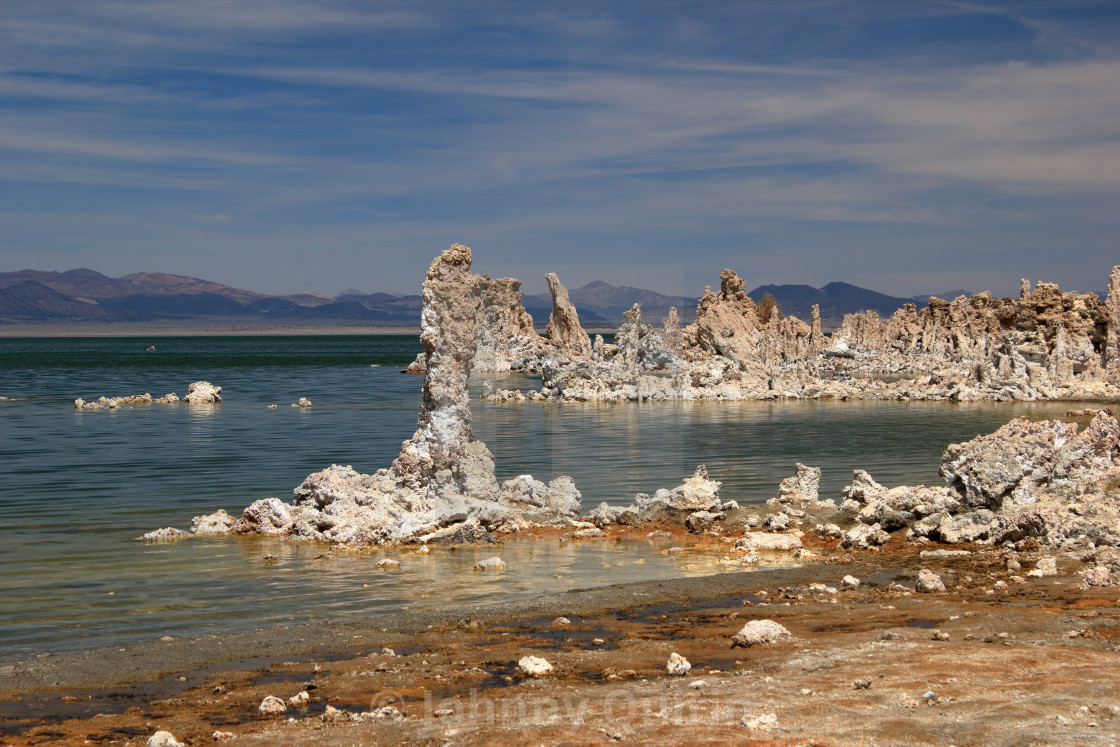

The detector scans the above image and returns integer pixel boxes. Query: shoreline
[2,538,1117,745]
[0,322,621,338]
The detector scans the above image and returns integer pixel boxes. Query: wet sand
[2,536,1117,746]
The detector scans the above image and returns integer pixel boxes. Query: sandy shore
[2,535,1117,746]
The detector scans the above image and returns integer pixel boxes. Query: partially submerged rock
[473,556,507,572]
[141,527,187,542]
[182,381,221,404]
[184,246,583,547]
[835,411,1120,551]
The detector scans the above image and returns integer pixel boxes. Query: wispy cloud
[1,1,1118,297]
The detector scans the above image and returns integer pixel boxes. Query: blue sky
[2,1,1118,298]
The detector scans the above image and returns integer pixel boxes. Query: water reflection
[2,335,1115,657]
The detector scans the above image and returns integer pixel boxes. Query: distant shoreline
[0,321,423,337]
[0,321,621,338]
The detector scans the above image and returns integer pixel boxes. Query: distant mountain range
[0,267,976,329]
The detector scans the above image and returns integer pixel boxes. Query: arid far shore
[1,530,1117,746]
[0,320,421,337]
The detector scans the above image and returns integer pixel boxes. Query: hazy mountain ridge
[0,267,981,328]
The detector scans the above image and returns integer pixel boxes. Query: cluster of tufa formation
[189,246,582,546]
[484,265,1120,403]
[75,381,221,409]
[158,248,1120,559]
[837,410,1120,552]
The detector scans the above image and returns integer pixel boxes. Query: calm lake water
[0,335,1099,657]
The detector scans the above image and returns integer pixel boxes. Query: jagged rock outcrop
[544,272,592,355]
[584,465,726,528]
[474,276,547,372]
[841,411,1120,549]
[535,265,1120,402]
[1106,266,1120,382]
[186,245,582,546]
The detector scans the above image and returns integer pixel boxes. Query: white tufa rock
[146,732,185,747]
[141,527,186,542]
[191,509,235,535]
[1027,556,1058,577]
[737,532,802,552]
[183,381,221,404]
[287,691,311,708]
[291,397,312,408]
[258,695,287,716]
[375,558,400,569]
[666,652,692,676]
[518,655,554,676]
[740,713,778,730]
[732,619,792,648]
[916,569,946,593]
[841,575,861,589]
[473,556,507,571]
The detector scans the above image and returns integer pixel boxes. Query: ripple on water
[0,335,1102,656]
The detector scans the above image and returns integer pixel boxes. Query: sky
[1,1,1118,299]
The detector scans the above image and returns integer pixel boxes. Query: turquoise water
[0,336,1098,657]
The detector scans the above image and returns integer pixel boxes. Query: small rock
[592,638,606,645]
[381,647,396,656]
[916,569,946,593]
[853,678,872,690]
[258,695,287,716]
[732,619,791,648]
[374,558,400,569]
[740,713,778,730]
[553,617,571,626]
[666,652,692,676]
[287,690,310,708]
[688,679,707,689]
[1084,566,1112,587]
[212,732,235,742]
[147,732,185,747]
[322,704,349,722]
[291,397,312,408]
[141,527,187,542]
[518,655,554,676]
[931,630,950,641]
[841,575,861,589]
[1027,556,1058,578]
[473,557,507,571]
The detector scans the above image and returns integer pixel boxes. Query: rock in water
[544,272,592,355]
[146,732,185,747]
[182,381,221,404]
[390,243,498,502]
[473,556,507,571]
[189,245,583,546]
